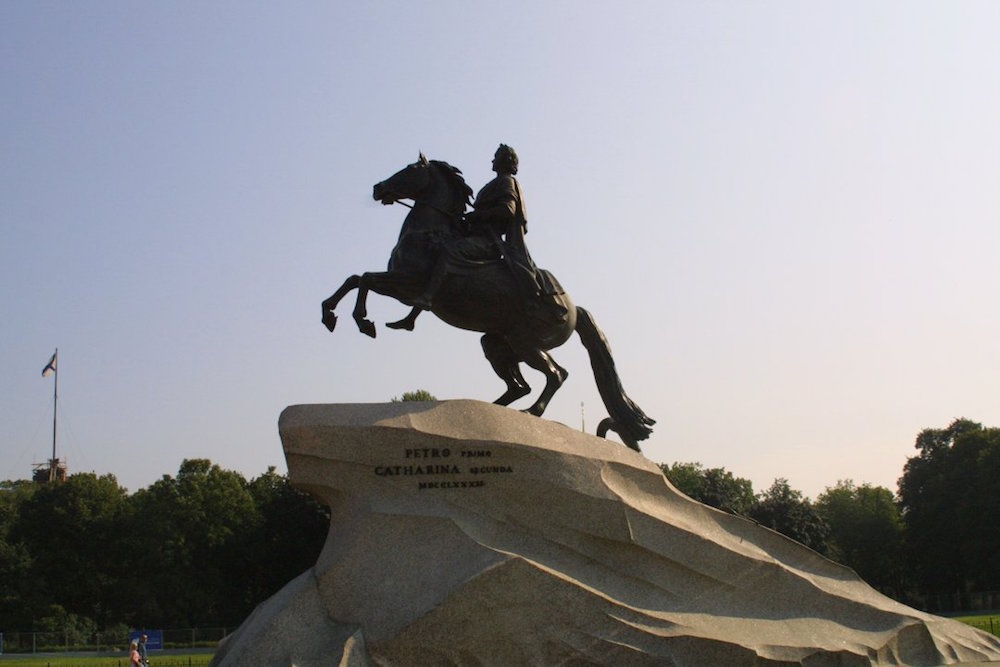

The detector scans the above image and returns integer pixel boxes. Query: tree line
[1,418,997,636]
[0,460,329,638]
[661,418,1000,610]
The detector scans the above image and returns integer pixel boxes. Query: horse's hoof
[322,312,338,332]
[522,404,546,417]
[359,320,377,338]
[386,318,415,331]
[494,386,531,407]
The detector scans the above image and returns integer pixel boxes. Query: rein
[389,197,465,222]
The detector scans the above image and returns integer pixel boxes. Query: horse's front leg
[352,279,377,338]
[321,275,362,332]
[352,270,421,339]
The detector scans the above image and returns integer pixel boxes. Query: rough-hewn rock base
[212,401,1000,666]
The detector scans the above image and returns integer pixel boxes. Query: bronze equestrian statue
[321,148,654,451]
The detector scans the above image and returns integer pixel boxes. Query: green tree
[0,480,37,533]
[129,459,258,626]
[660,462,755,516]
[898,419,1000,606]
[664,466,829,552]
[34,604,98,648]
[660,462,704,498]
[750,479,829,554]
[816,480,904,596]
[9,473,131,627]
[243,467,330,606]
[2,461,331,631]
[392,389,437,402]
[0,480,37,628]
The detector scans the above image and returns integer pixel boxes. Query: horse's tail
[574,306,655,451]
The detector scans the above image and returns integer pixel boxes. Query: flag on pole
[42,351,57,377]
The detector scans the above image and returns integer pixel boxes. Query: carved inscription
[373,447,512,490]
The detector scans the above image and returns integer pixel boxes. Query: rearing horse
[321,154,654,450]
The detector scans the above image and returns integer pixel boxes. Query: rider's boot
[386,307,420,331]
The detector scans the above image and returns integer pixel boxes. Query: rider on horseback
[322,149,654,449]
[411,144,564,322]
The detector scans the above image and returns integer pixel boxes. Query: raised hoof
[322,312,338,333]
[358,319,376,338]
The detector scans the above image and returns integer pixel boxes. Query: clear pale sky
[3,2,998,499]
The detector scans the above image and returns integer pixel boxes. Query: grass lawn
[0,654,213,667]
[956,613,1000,637]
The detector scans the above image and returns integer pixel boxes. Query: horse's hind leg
[481,334,531,405]
[513,346,568,417]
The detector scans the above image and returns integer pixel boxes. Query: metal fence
[0,628,229,654]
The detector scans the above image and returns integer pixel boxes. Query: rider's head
[493,144,518,175]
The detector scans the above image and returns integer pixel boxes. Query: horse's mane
[429,160,473,209]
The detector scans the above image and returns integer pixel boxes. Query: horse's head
[373,153,472,217]
[373,153,432,205]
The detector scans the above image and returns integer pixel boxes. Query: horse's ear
[418,152,428,165]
